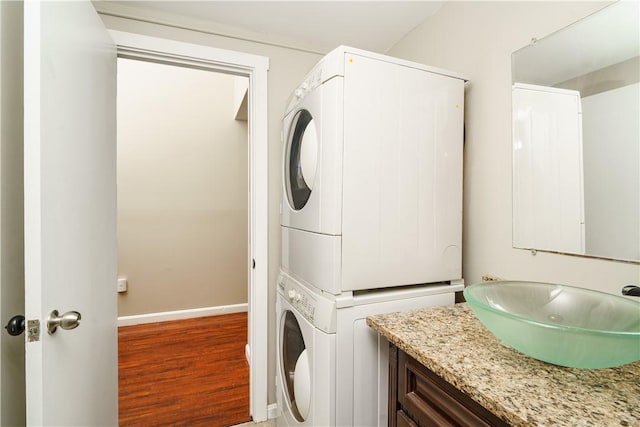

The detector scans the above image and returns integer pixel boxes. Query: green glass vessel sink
[464,281,640,369]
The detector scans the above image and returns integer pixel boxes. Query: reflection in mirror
[512,1,639,262]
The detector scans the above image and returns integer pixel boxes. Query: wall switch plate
[117,277,128,293]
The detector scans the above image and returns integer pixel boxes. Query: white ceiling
[95,1,443,54]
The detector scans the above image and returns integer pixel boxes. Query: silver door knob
[47,310,81,335]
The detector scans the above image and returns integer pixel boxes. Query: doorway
[110,30,270,422]
[116,58,249,317]
[116,57,251,425]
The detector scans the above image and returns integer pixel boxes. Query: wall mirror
[511,1,639,263]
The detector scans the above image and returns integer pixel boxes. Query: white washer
[281,46,467,295]
[276,271,336,427]
[276,270,464,427]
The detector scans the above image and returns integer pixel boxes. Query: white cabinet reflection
[512,83,585,255]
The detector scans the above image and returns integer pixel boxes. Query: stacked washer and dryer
[276,46,467,427]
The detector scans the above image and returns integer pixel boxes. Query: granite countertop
[367,303,640,427]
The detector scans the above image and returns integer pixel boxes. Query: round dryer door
[280,311,311,422]
[285,109,318,211]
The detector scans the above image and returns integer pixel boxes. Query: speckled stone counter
[367,303,640,427]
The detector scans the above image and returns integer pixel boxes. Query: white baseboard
[117,303,248,327]
[267,403,279,420]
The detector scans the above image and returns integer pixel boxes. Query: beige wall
[389,1,639,295]
[98,10,322,405]
[117,58,249,316]
[0,1,26,425]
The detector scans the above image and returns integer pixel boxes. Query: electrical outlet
[117,277,128,293]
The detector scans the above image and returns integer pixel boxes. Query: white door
[24,1,117,425]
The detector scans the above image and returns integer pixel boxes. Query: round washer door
[284,109,318,211]
[280,310,311,422]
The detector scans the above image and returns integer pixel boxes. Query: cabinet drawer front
[398,351,508,427]
[396,409,419,427]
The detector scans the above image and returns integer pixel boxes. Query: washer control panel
[278,272,336,334]
[286,288,315,322]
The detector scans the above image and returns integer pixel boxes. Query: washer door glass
[281,310,311,422]
[285,109,318,211]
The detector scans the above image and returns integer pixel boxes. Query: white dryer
[281,46,467,294]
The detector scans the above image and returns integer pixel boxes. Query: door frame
[109,30,269,422]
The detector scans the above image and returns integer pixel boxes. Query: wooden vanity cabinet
[388,344,510,427]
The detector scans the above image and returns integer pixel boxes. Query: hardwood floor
[118,312,252,426]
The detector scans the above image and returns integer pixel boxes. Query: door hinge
[26,319,40,342]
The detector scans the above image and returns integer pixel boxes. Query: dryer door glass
[285,109,318,210]
[281,310,311,422]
